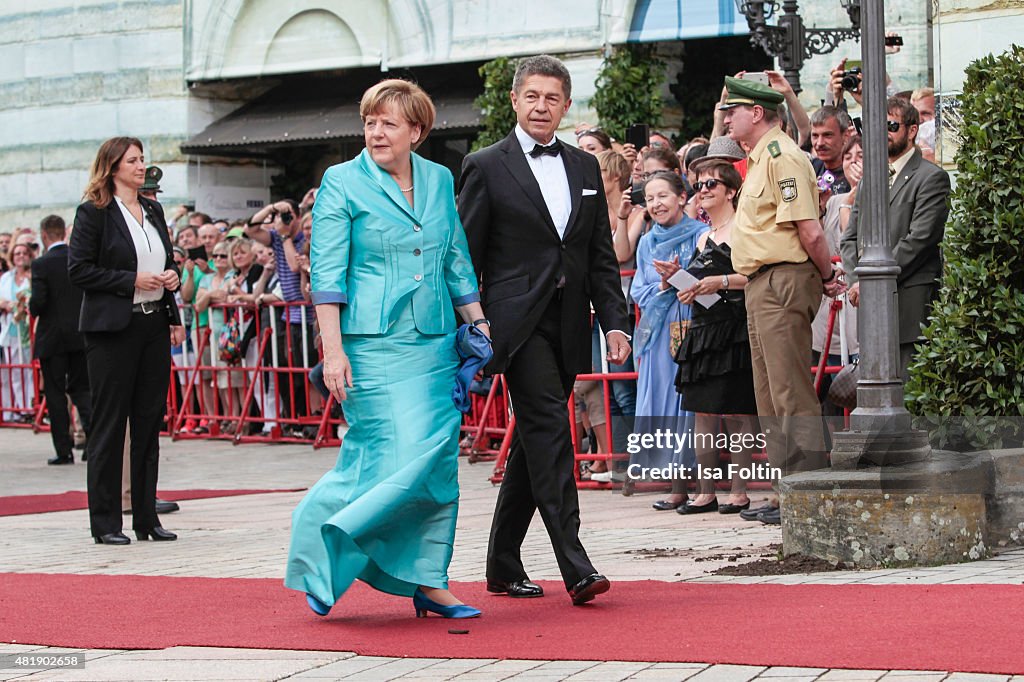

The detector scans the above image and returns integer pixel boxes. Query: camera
[280,211,294,225]
[840,67,862,92]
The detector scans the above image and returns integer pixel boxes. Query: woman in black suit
[69,137,183,545]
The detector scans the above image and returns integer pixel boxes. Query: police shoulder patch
[767,141,781,158]
[779,178,798,202]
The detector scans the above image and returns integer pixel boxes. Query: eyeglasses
[693,178,724,192]
[212,253,229,259]
[887,120,903,133]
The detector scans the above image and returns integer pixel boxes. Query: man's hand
[824,275,847,299]
[885,31,902,55]
[848,281,860,307]
[135,272,163,291]
[606,331,632,364]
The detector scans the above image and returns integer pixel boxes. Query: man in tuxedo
[29,215,92,465]
[841,96,950,380]
[458,55,631,606]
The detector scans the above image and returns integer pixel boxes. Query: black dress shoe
[758,507,782,525]
[156,498,180,514]
[47,455,74,466]
[486,578,544,598]
[94,532,131,545]
[678,498,719,514]
[651,499,684,511]
[740,504,776,521]
[719,501,751,514]
[135,526,177,541]
[569,573,610,605]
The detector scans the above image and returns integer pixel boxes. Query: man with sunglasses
[840,96,950,381]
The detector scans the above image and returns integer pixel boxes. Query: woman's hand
[620,143,638,166]
[617,189,634,221]
[323,348,354,402]
[170,325,186,346]
[207,287,227,303]
[135,272,164,291]
[158,269,179,291]
[653,256,680,290]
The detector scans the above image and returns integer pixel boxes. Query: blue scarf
[633,215,707,357]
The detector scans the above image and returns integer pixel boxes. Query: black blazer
[28,244,85,359]
[457,131,629,374]
[840,148,951,343]
[68,195,181,333]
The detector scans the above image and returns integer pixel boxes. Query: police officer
[719,77,845,525]
[140,166,162,202]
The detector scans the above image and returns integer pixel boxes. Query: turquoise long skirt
[284,304,461,605]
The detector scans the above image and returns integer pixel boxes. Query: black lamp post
[735,0,861,94]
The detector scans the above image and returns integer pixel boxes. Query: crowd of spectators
[3,47,949,523]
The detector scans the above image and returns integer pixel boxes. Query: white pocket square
[581,189,598,196]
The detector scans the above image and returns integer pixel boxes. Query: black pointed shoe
[135,527,177,541]
[718,501,751,514]
[47,455,74,466]
[569,573,610,605]
[93,532,130,545]
[486,578,544,598]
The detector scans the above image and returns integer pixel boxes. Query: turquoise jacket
[311,149,480,335]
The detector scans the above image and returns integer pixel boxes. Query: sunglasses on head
[575,127,602,138]
[887,120,903,133]
[693,178,724,192]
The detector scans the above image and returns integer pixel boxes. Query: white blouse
[115,196,166,304]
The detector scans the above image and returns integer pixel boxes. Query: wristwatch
[822,269,837,284]
[472,318,491,327]
[720,275,729,289]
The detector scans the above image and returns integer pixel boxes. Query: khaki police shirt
[731,126,820,276]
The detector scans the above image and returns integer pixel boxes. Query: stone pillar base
[780,451,991,568]
[831,428,931,469]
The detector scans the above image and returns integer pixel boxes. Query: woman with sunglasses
[195,242,242,433]
[672,158,759,515]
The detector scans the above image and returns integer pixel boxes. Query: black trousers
[84,312,170,537]
[487,296,596,590]
[39,350,92,459]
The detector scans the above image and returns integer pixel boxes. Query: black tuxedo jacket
[28,244,85,359]
[841,148,950,343]
[457,131,628,374]
[68,195,181,333]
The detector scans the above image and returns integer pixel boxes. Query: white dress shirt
[114,196,166,304]
[515,125,572,240]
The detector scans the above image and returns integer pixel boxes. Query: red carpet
[0,489,305,517]
[1,574,1022,673]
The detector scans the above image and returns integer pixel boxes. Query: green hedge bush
[591,45,665,143]
[471,57,518,152]
[906,44,1024,448]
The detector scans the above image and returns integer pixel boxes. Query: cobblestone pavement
[1,429,1022,680]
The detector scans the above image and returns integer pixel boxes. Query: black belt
[132,301,164,315]
[745,261,800,282]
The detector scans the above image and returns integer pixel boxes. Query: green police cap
[141,165,163,192]
[719,76,785,111]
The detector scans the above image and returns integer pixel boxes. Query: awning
[628,0,749,42]
[182,95,480,157]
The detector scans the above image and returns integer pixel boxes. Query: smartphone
[187,245,207,262]
[629,181,646,208]
[884,35,904,47]
[741,71,769,85]
[626,123,649,151]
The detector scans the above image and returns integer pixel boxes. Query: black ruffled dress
[673,238,757,415]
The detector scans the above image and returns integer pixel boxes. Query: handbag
[668,303,689,359]
[218,317,243,364]
[827,359,859,409]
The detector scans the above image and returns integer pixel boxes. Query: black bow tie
[529,140,563,158]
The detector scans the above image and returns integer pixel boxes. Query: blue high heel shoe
[306,593,331,616]
[413,588,481,619]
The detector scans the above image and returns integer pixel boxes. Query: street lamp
[734,0,861,93]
